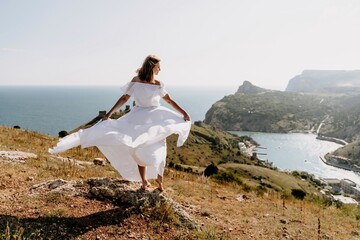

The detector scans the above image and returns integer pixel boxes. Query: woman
[49,55,191,191]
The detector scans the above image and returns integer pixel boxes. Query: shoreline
[320,155,360,173]
[316,135,348,145]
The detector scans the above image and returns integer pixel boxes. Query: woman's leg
[156,174,163,192]
[138,165,149,189]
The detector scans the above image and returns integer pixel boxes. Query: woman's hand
[183,113,191,121]
[102,113,111,121]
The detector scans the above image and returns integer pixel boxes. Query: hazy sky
[1,0,359,90]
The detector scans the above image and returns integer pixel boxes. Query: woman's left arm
[162,94,190,121]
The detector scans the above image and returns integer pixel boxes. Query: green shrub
[58,130,69,138]
[212,170,242,184]
[168,161,174,168]
[174,164,184,171]
[204,163,218,177]
[291,189,306,200]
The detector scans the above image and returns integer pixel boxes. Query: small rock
[93,158,106,166]
[26,176,34,181]
[217,195,226,200]
[351,231,359,236]
[48,179,67,189]
[280,218,288,224]
[236,195,244,202]
[163,223,169,232]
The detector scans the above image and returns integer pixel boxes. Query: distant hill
[205,81,334,133]
[286,70,360,93]
[204,80,360,165]
[204,81,360,140]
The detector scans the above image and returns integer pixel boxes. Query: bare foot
[156,178,164,192]
[141,180,151,190]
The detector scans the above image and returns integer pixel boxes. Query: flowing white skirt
[48,105,191,181]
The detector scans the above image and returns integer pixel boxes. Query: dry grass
[1,125,360,239]
[164,171,360,240]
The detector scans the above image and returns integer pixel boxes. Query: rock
[217,195,226,200]
[49,179,67,189]
[29,179,84,197]
[93,158,106,166]
[236,194,245,202]
[280,218,288,224]
[50,156,92,167]
[29,177,199,229]
[0,150,37,163]
[26,176,34,181]
[237,81,270,94]
[162,223,169,232]
[236,194,250,202]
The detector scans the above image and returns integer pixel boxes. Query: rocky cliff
[205,81,336,134]
[236,80,272,94]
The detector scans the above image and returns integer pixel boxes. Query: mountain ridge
[286,70,360,93]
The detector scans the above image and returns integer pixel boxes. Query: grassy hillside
[205,91,337,133]
[1,125,360,239]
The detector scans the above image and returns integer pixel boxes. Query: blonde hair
[137,55,160,82]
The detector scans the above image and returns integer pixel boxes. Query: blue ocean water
[0,85,236,136]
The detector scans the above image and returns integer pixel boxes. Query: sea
[0,85,236,136]
[1,85,360,185]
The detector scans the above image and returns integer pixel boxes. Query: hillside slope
[204,81,337,134]
[1,126,360,239]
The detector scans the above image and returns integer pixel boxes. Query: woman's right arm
[102,94,130,120]
[162,94,190,121]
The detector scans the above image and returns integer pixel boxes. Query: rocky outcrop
[29,177,198,229]
[236,81,271,94]
[0,150,37,163]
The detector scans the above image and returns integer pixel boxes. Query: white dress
[48,81,191,181]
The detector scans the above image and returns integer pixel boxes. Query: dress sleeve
[159,82,168,97]
[120,81,135,96]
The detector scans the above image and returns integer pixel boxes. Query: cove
[232,131,360,185]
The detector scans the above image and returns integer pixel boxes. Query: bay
[233,131,360,185]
